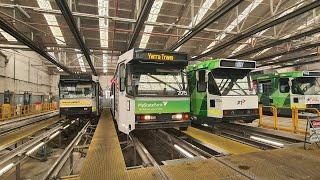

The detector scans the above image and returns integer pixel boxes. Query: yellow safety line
[185,127,260,155]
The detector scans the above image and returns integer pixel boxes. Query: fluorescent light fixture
[139,0,164,49]
[0,29,16,41]
[63,124,70,130]
[26,142,45,155]
[98,0,109,47]
[174,144,194,158]
[103,52,108,73]
[37,0,66,45]
[175,0,216,51]
[49,131,60,140]
[0,163,14,176]
[250,135,284,147]
[75,50,86,72]
[71,120,76,124]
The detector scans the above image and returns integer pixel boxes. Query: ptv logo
[237,99,246,105]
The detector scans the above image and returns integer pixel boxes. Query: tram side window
[119,64,125,92]
[279,78,290,93]
[197,70,207,92]
[208,72,220,95]
[258,80,272,94]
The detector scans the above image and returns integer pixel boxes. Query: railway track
[194,123,302,150]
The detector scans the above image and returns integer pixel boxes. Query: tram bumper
[135,120,191,129]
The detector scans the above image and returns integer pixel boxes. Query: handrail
[258,104,319,134]
[0,102,58,121]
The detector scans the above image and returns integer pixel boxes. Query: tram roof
[251,71,320,80]
[186,59,256,72]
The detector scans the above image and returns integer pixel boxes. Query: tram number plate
[308,120,320,143]
[235,61,244,68]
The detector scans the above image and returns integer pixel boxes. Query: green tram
[110,49,190,134]
[251,71,320,112]
[187,59,259,126]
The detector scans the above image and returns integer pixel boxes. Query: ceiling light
[48,51,63,72]
[175,0,216,52]
[76,49,86,72]
[139,0,164,49]
[37,0,66,45]
[231,0,305,56]
[98,0,109,47]
[0,29,17,41]
[203,0,263,54]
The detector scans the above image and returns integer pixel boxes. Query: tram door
[117,63,135,134]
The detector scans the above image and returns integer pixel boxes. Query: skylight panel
[202,0,263,54]
[98,0,109,47]
[230,0,305,56]
[76,50,86,72]
[48,51,63,72]
[0,29,17,41]
[139,0,164,49]
[175,0,216,51]
[37,0,65,45]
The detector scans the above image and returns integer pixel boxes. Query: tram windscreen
[60,83,93,99]
[127,68,188,97]
[291,77,320,95]
[208,69,254,96]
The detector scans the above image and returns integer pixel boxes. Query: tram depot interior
[2,0,320,179]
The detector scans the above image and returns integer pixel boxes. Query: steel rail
[130,134,169,180]
[0,16,73,74]
[191,1,320,61]
[0,123,63,166]
[0,111,59,135]
[168,0,243,51]
[43,121,90,179]
[55,0,97,75]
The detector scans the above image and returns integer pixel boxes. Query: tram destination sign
[307,118,320,143]
[134,50,187,61]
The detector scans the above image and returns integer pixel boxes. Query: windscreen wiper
[147,74,179,91]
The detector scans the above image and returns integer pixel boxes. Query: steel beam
[254,42,320,62]
[231,26,320,58]
[258,53,318,67]
[168,0,243,51]
[127,0,155,50]
[55,0,97,75]
[273,58,320,70]
[0,16,72,74]
[191,1,320,61]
